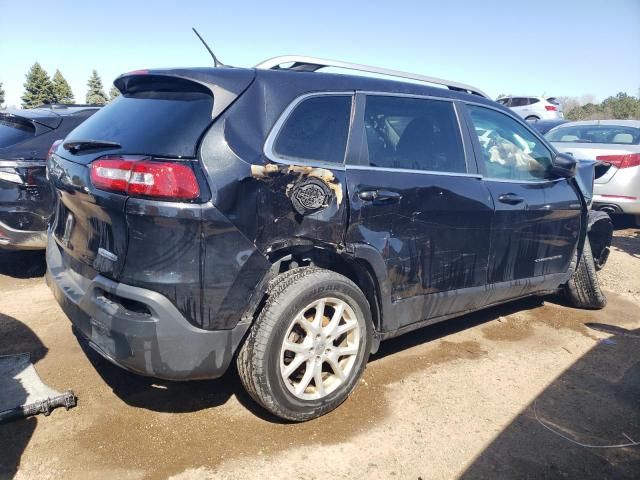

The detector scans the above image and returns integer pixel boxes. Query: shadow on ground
[0,250,46,278]
[77,296,545,422]
[460,324,640,479]
[0,314,48,480]
[612,230,640,259]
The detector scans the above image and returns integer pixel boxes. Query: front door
[463,103,581,303]
[345,93,494,332]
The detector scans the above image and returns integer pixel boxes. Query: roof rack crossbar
[255,55,489,98]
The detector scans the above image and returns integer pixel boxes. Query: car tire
[525,115,540,121]
[565,240,606,309]
[237,266,373,421]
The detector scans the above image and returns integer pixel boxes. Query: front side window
[468,105,552,181]
[273,95,352,164]
[510,98,527,107]
[363,96,466,173]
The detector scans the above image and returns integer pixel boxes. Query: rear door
[345,93,493,331]
[463,103,581,301]
[48,75,219,279]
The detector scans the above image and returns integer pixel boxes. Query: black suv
[0,105,99,250]
[46,57,612,421]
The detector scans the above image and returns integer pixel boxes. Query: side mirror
[550,153,577,178]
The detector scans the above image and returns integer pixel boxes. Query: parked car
[46,57,612,421]
[546,120,640,226]
[528,118,568,135]
[496,96,563,121]
[0,104,100,250]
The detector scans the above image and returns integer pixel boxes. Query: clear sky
[1,0,639,107]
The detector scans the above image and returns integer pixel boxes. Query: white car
[547,120,640,225]
[496,96,564,121]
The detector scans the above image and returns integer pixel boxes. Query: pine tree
[85,70,107,105]
[109,85,120,102]
[0,82,5,106]
[21,62,55,108]
[52,70,75,104]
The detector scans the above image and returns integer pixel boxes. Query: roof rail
[255,55,489,98]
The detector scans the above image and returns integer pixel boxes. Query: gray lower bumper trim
[46,236,250,380]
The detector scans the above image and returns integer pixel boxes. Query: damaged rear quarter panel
[198,79,350,256]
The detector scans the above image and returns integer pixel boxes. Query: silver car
[546,120,640,224]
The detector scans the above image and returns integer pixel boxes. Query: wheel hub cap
[279,297,361,401]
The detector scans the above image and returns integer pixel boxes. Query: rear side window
[0,115,36,148]
[510,98,528,107]
[468,105,552,181]
[528,98,540,105]
[273,95,352,164]
[546,125,640,145]
[363,96,466,173]
[64,88,214,158]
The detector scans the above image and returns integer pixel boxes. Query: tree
[108,85,120,101]
[0,82,5,106]
[21,62,55,108]
[85,70,107,105]
[564,92,640,121]
[52,70,75,104]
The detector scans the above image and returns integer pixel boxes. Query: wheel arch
[243,243,386,352]
[587,210,613,269]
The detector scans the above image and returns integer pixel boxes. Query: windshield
[0,115,37,148]
[64,90,214,159]
[546,125,640,145]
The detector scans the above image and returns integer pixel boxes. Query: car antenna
[192,27,224,67]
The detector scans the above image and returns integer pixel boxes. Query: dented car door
[345,93,493,331]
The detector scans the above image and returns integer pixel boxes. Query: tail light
[596,153,640,169]
[90,156,200,200]
[545,105,558,111]
[47,139,64,160]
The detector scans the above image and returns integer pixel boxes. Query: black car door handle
[498,193,525,205]
[358,190,401,203]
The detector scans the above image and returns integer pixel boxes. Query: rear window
[0,115,36,148]
[273,95,352,164]
[63,89,214,158]
[546,125,640,145]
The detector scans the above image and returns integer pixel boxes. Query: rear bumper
[0,220,47,250]
[46,236,251,380]
[593,195,640,215]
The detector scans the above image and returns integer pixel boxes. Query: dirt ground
[1,224,639,480]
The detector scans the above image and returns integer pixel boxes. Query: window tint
[496,98,509,106]
[363,96,466,173]
[65,90,214,159]
[528,98,540,105]
[546,125,640,145]
[468,105,552,181]
[0,115,36,148]
[273,95,352,164]
[510,98,528,107]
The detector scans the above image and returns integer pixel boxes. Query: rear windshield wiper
[63,140,122,154]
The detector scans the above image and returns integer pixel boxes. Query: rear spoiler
[0,110,61,131]
[113,67,255,118]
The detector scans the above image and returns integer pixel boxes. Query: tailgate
[47,69,255,280]
[49,153,129,278]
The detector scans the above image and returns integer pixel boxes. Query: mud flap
[0,353,76,423]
